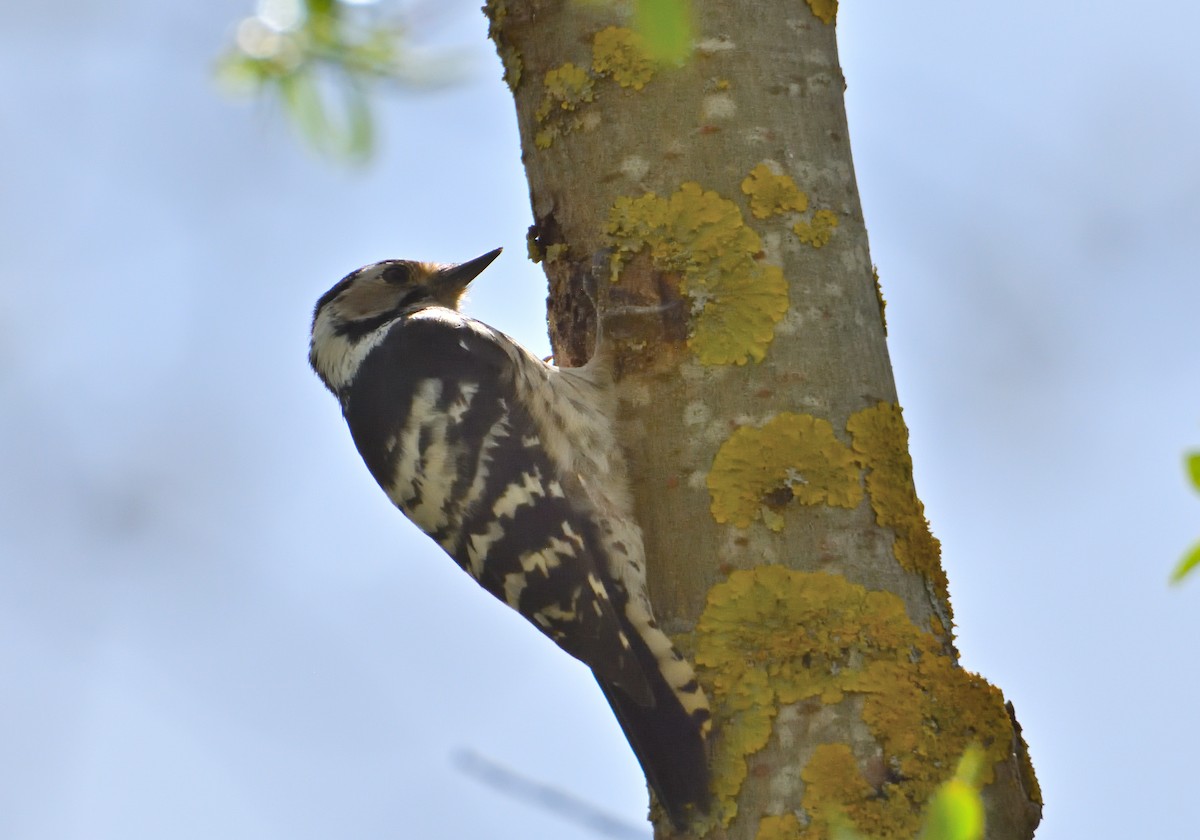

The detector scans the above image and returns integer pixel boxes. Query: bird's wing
[342,309,654,705]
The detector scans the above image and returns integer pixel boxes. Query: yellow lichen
[793,209,839,248]
[708,666,775,815]
[801,744,878,836]
[526,230,542,264]
[846,403,948,603]
[526,232,566,265]
[930,613,946,639]
[504,54,522,89]
[806,0,839,25]
[535,62,594,122]
[707,413,863,530]
[707,402,952,617]
[606,182,790,365]
[695,566,1016,830]
[592,26,655,90]
[482,0,522,90]
[742,163,809,220]
[532,27,655,150]
[857,660,1011,832]
[757,812,802,840]
[1017,729,1043,807]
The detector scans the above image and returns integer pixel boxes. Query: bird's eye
[380,262,414,285]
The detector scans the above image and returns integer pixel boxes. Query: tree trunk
[486,2,1042,838]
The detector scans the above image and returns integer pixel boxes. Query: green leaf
[635,0,692,63]
[1173,450,1200,584]
[217,0,461,162]
[341,83,374,161]
[918,780,985,840]
[305,0,337,20]
[214,54,269,93]
[1187,452,1200,490]
[917,746,986,840]
[279,72,329,152]
[357,28,399,70]
[1170,542,1200,585]
[951,743,986,787]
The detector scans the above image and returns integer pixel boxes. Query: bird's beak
[433,248,503,301]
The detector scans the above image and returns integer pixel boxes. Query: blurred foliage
[217,0,460,162]
[1170,451,1200,584]
[831,747,986,840]
[218,0,692,162]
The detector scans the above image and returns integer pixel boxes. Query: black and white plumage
[309,249,710,827]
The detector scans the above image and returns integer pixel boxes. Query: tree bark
[486,2,1042,838]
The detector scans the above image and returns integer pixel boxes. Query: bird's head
[309,247,502,393]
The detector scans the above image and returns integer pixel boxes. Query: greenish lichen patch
[806,0,839,25]
[592,26,655,89]
[482,0,522,90]
[527,233,567,265]
[800,744,878,835]
[695,566,1015,831]
[793,209,839,248]
[605,182,790,365]
[535,62,594,121]
[756,812,803,840]
[525,227,542,263]
[1017,727,1043,808]
[763,747,998,840]
[534,125,558,150]
[742,163,809,219]
[533,62,597,149]
[533,26,657,150]
[707,413,863,530]
[847,403,949,604]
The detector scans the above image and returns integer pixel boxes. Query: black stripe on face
[315,260,417,320]
[312,273,359,327]
[332,288,437,342]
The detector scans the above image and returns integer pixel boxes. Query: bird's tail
[595,642,711,830]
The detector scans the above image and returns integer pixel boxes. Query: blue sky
[2,2,1198,838]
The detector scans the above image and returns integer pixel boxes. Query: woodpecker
[309,248,711,827]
